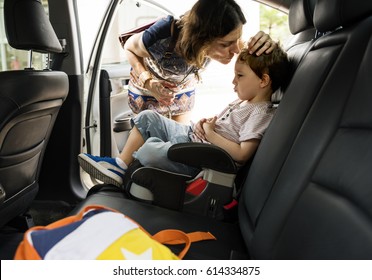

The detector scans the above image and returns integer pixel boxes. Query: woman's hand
[246,31,277,56]
[146,79,178,105]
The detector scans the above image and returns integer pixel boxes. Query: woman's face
[206,25,243,64]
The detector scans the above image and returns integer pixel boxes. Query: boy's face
[232,60,262,101]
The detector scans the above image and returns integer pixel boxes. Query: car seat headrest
[4,0,62,53]
[288,0,316,35]
[314,0,372,33]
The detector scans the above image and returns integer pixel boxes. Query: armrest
[168,143,237,174]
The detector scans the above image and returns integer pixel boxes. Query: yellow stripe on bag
[97,228,179,260]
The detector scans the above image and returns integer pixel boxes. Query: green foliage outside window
[260,5,292,46]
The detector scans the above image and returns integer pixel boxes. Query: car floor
[0,200,75,260]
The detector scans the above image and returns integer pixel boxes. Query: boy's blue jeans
[132,110,200,177]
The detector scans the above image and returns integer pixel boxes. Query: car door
[79,0,182,189]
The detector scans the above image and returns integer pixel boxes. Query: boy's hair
[237,45,290,92]
[177,0,246,69]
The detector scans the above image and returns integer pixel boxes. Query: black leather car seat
[0,0,69,228]
[72,0,372,259]
[240,0,372,259]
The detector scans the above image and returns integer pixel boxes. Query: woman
[124,0,276,124]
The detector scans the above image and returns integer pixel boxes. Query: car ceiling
[151,0,292,14]
[254,0,292,13]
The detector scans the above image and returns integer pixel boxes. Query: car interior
[0,0,372,260]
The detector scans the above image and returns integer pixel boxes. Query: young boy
[78,46,290,187]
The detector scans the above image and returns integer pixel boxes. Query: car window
[101,0,173,65]
[0,0,49,71]
[76,0,112,71]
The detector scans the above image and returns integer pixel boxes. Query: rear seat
[72,0,372,259]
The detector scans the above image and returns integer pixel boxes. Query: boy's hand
[202,116,217,138]
[193,118,207,140]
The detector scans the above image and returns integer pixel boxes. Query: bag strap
[153,229,216,259]
[119,19,157,47]
[163,19,179,59]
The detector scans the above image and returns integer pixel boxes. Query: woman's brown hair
[176,0,246,69]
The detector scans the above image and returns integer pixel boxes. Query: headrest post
[44,53,51,70]
[27,50,33,70]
